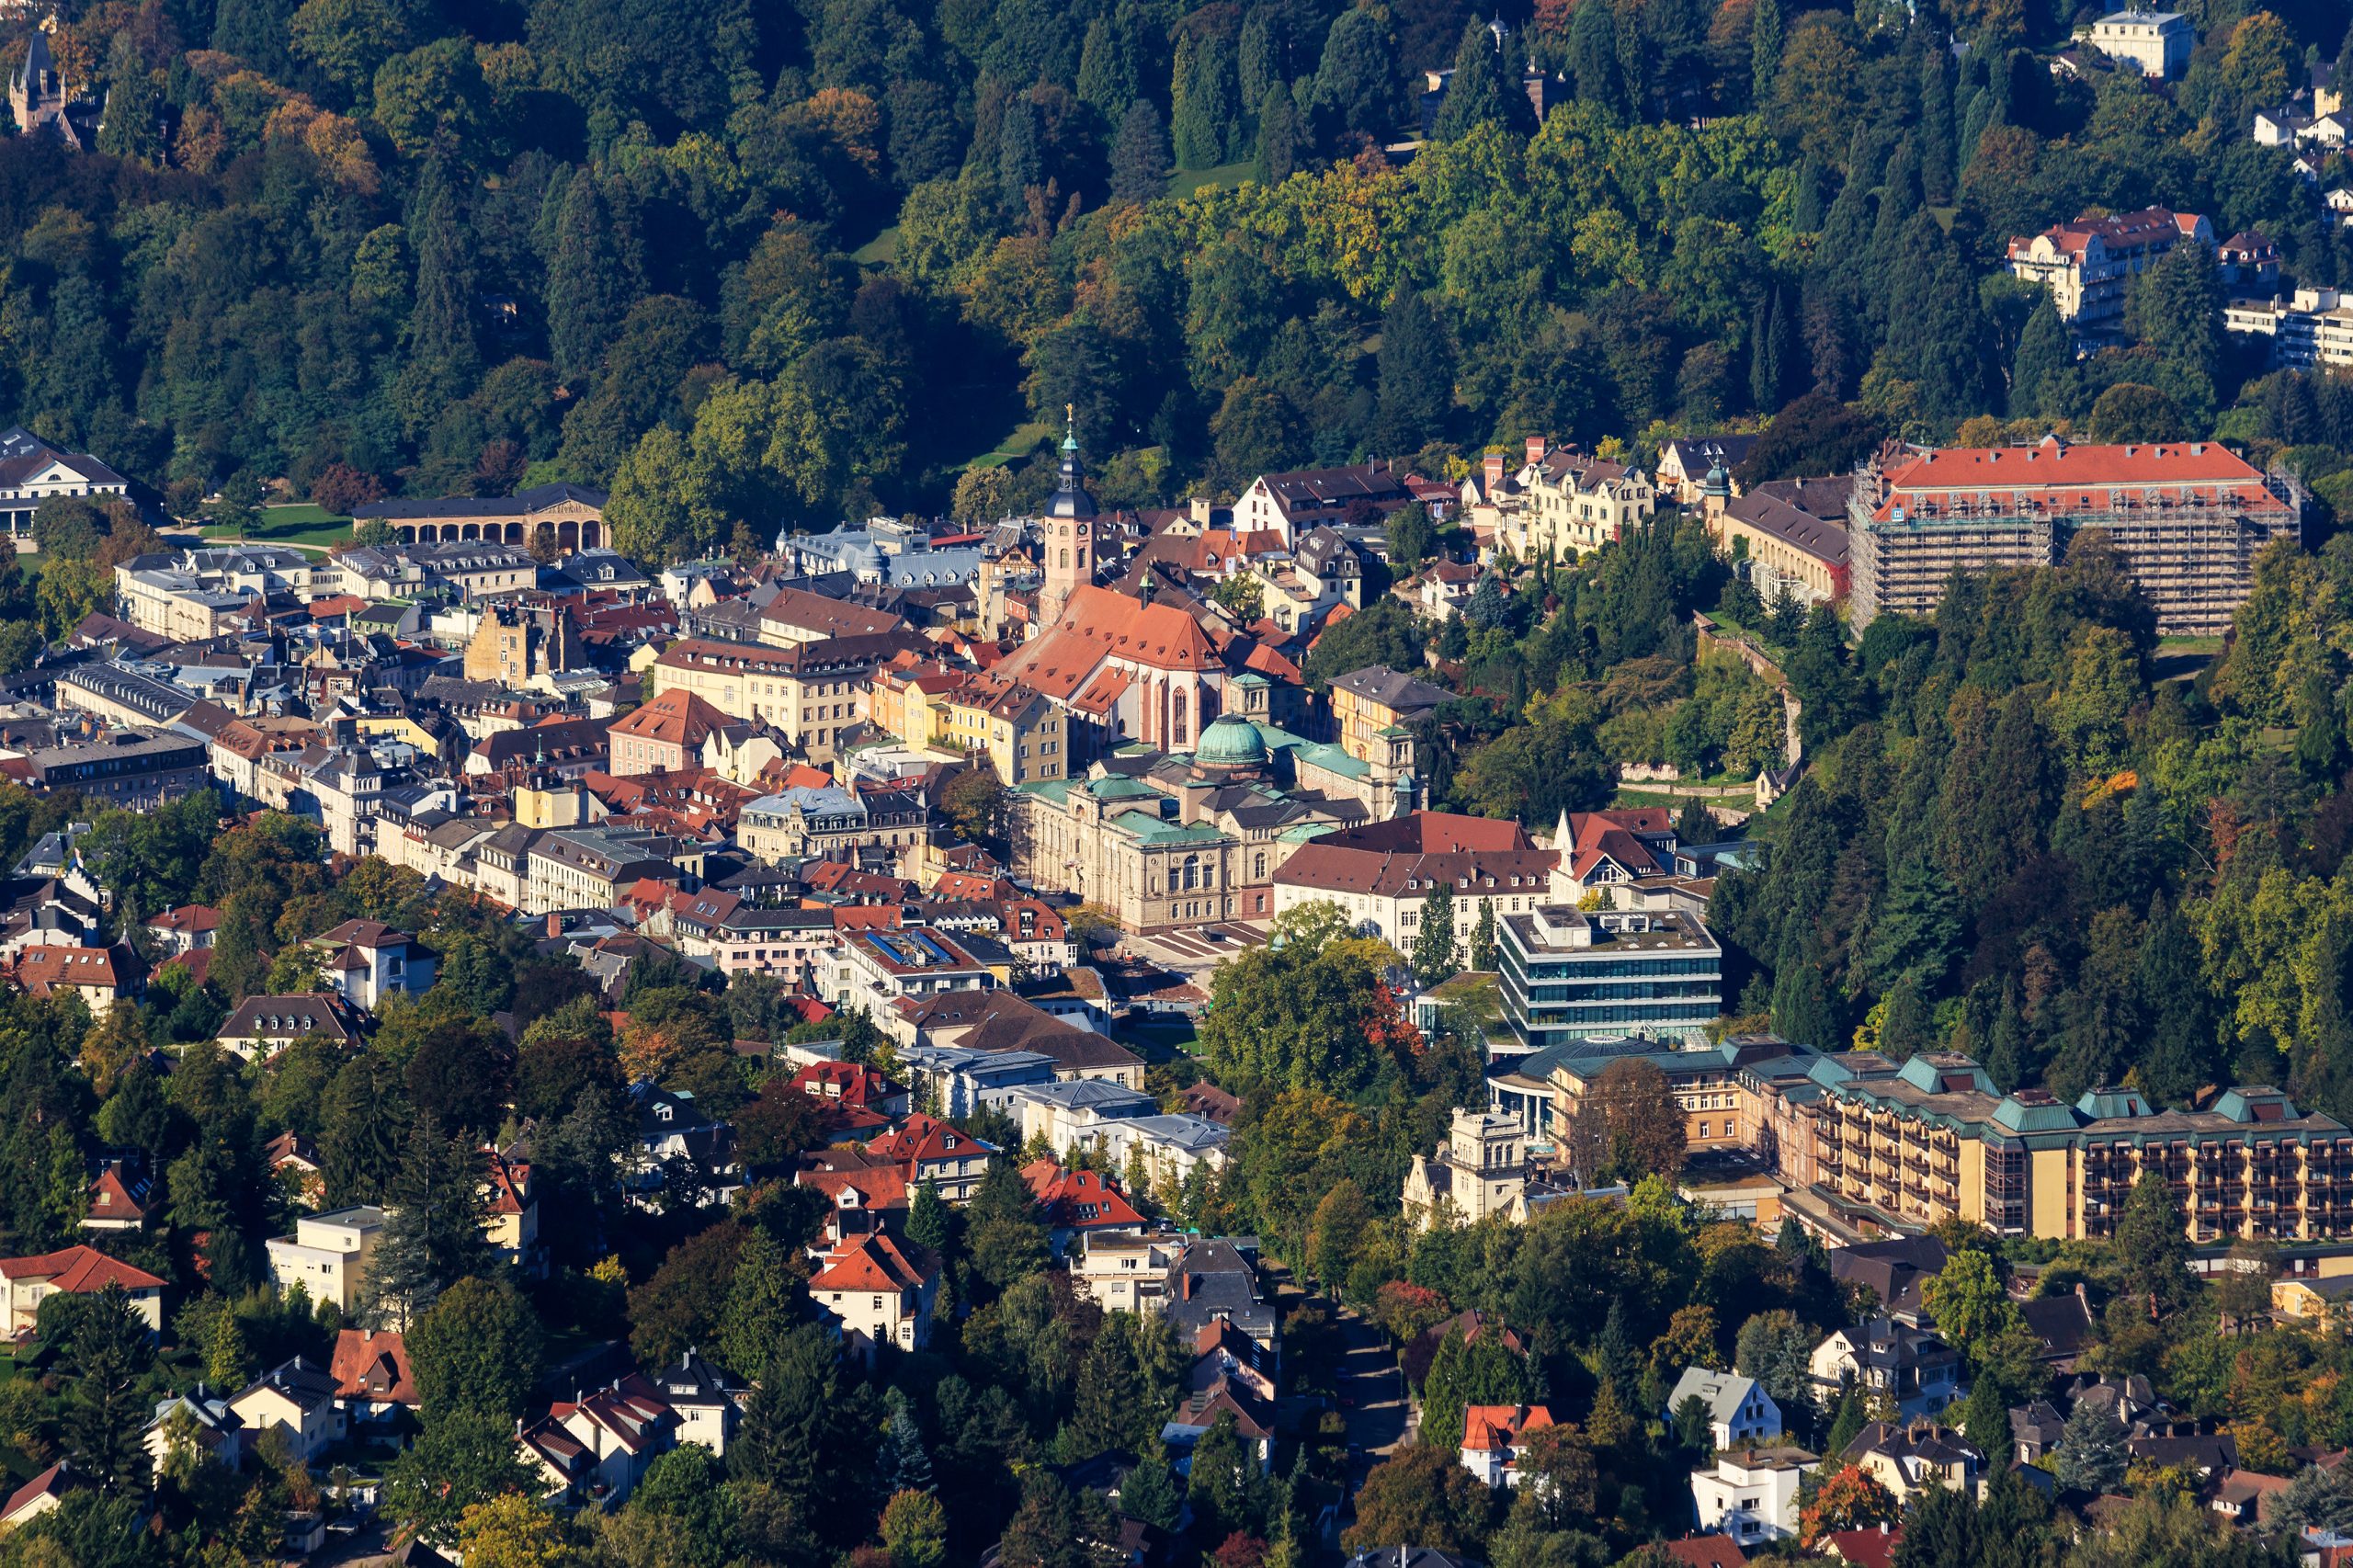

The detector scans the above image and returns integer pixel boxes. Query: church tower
[1037,407,1097,630]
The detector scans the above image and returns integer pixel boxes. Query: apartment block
[1850,437,2302,635]
[1802,1051,2353,1244]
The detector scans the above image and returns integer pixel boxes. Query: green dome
[1195,713,1269,767]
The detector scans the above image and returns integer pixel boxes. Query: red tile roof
[1020,1162,1145,1232]
[611,688,734,749]
[330,1329,417,1405]
[810,1232,935,1293]
[1659,1539,1749,1568]
[0,1244,164,1291]
[1823,1528,1902,1568]
[1872,438,2287,524]
[1462,1403,1553,1453]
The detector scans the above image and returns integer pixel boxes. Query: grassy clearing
[1169,160,1253,199]
[199,502,352,551]
[966,420,1053,472]
[849,226,898,266]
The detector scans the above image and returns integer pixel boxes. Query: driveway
[1334,1306,1408,1464]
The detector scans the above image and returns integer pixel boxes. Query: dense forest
[10,0,2353,565]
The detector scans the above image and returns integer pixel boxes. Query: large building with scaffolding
[1848,437,2302,635]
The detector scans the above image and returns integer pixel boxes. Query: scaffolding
[1849,462,2303,636]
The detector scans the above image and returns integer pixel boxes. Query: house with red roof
[608,689,739,778]
[1460,1403,1554,1488]
[795,1151,912,1218]
[1020,1161,1145,1254]
[518,1373,681,1507]
[1820,1525,1902,1568]
[790,1060,909,1138]
[6,943,142,1006]
[863,1113,995,1202]
[0,1244,165,1337]
[1658,1539,1749,1568]
[0,1462,82,1532]
[81,1161,158,1233]
[329,1328,417,1427]
[810,1232,938,1365]
[142,903,220,957]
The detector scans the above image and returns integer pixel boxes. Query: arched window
[1173,688,1188,745]
[1058,549,1068,569]
[1253,851,1267,879]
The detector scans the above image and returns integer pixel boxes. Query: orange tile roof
[610,689,734,748]
[1872,438,2286,523]
[0,1244,163,1291]
[1462,1403,1553,1453]
[810,1232,934,1293]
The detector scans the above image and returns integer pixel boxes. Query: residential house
[1093,1114,1233,1188]
[265,1206,388,1313]
[0,1244,165,1336]
[650,1350,746,1457]
[1006,1079,1157,1158]
[0,427,125,541]
[519,1375,680,1509]
[7,944,141,1007]
[1809,1319,1964,1419]
[1657,435,1759,505]
[1020,1162,1146,1256]
[1230,463,1412,545]
[329,1328,418,1430]
[23,731,210,811]
[1518,445,1657,558]
[1838,1419,1984,1502]
[1165,1237,1279,1352]
[893,1043,1059,1119]
[1827,1238,1948,1325]
[1665,1369,1781,1450]
[1071,1232,1183,1314]
[143,1390,244,1478]
[2005,208,2214,330]
[811,1232,939,1365]
[227,1358,343,1464]
[0,1464,82,1533]
[933,675,1067,787]
[144,905,220,957]
[608,689,739,778]
[1690,1446,1818,1546]
[1271,810,1561,966]
[216,994,364,1062]
[81,1162,158,1233]
[305,919,437,1009]
[1460,1403,1555,1488]
[862,1114,995,1202]
[631,1085,739,1208]
[1327,664,1449,777]
[2084,9,2193,76]
[1403,1108,1540,1231]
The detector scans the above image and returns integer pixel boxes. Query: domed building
[1192,712,1270,777]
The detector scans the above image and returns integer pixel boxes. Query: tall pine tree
[1375,288,1454,453]
[2011,294,2068,420]
[1750,0,1783,111]
[545,170,631,384]
[1109,100,1173,205]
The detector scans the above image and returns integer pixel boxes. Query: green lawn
[1170,160,1253,199]
[966,419,1053,472]
[199,503,352,551]
[849,226,898,266]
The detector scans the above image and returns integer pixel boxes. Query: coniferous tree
[1172,33,1239,168]
[718,1225,802,1379]
[1824,1385,1866,1460]
[1120,1445,1183,1531]
[2115,1169,2192,1316]
[1791,157,1824,232]
[1917,47,1957,202]
[1109,101,1174,205]
[96,46,165,166]
[732,1326,876,1540]
[1433,18,1529,140]
[1253,85,1303,184]
[1376,289,1453,453]
[2052,1398,2131,1494]
[997,96,1045,212]
[546,171,631,383]
[1411,881,1458,986]
[1237,8,1280,127]
[2011,295,2068,420]
[1469,901,1498,972]
[1750,0,1782,111]
[1075,17,1138,116]
[404,157,480,399]
[1569,0,1628,119]
[63,1286,153,1494]
[363,1131,493,1330]
[907,1177,955,1256]
[882,1384,933,1493]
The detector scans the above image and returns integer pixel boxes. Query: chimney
[1183,1273,1194,1300]
[1525,435,1548,464]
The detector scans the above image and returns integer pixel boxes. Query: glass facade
[1499,917,1723,1050]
